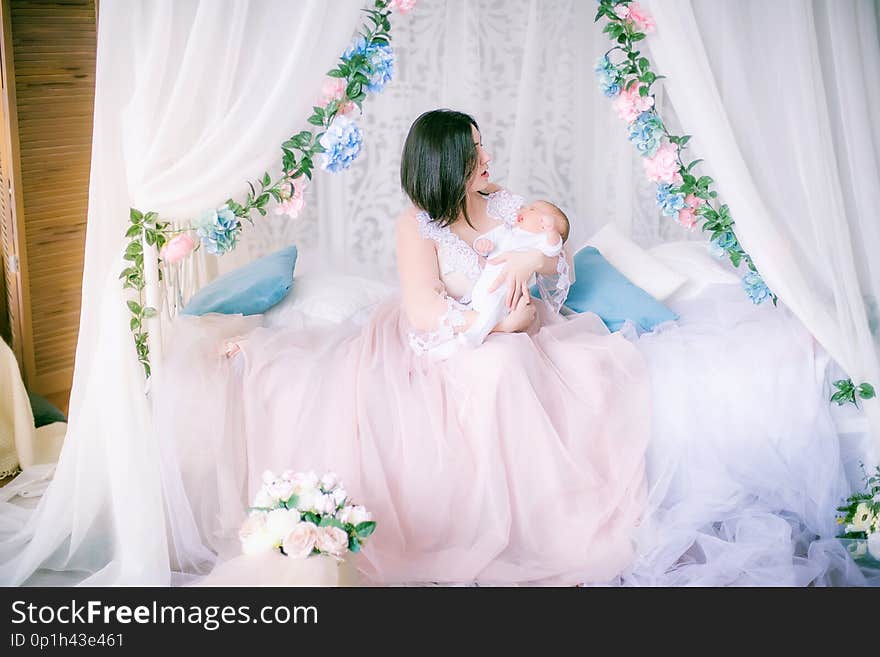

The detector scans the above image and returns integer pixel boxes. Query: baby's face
[515,201,565,236]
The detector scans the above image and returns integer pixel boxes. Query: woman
[161,109,652,586]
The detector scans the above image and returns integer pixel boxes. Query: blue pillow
[534,246,677,333]
[182,246,298,316]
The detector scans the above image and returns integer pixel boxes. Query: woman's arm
[396,208,533,337]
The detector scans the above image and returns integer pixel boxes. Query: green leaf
[319,517,346,530]
[261,172,271,188]
[130,317,141,331]
[327,69,346,78]
[143,211,158,224]
[686,159,704,172]
[348,536,361,553]
[307,114,324,126]
[639,86,649,97]
[127,300,142,314]
[346,80,362,98]
[858,383,876,400]
[142,306,158,319]
[697,176,714,188]
[631,32,646,42]
[638,57,650,73]
[130,208,144,223]
[355,520,376,538]
[125,224,142,239]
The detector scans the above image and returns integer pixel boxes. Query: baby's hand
[474,237,494,256]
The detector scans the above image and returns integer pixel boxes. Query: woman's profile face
[467,125,493,193]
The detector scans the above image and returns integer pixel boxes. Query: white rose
[339,505,371,526]
[315,526,349,557]
[845,502,875,533]
[332,488,347,506]
[868,532,880,560]
[239,513,276,555]
[261,470,277,485]
[281,469,296,481]
[282,522,319,559]
[292,471,320,493]
[265,508,301,543]
[268,479,295,502]
[318,493,338,515]
[295,488,318,513]
[252,488,276,509]
[320,472,340,491]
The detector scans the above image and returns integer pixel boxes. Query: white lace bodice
[414,189,522,303]
[409,188,572,358]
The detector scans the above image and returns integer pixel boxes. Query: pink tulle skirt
[157,297,651,585]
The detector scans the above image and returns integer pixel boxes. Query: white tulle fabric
[644,0,880,452]
[0,0,364,585]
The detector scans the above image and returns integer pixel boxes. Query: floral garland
[836,464,880,562]
[593,0,875,408]
[594,0,774,306]
[121,0,415,378]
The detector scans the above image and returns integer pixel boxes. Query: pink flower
[319,77,357,116]
[159,234,196,264]
[677,207,698,230]
[612,82,655,124]
[685,193,706,209]
[276,195,305,218]
[643,141,681,184]
[614,5,630,19]
[629,3,656,34]
[389,0,416,14]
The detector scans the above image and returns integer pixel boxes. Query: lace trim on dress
[485,189,525,226]
[414,210,482,282]
[408,295,468,356]
[535,251,572,314]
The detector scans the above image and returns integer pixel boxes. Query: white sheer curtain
[230,0,689,285]
[643,0,880,451]
[0,0,364,585]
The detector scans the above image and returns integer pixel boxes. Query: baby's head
[515,200,570,242]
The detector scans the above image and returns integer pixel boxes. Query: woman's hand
[493,283,537,333]
[487,249,543,310]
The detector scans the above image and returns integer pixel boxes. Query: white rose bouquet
[837,464,880,562]
[239,470,376,560]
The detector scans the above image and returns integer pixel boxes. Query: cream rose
[266,508,301,543]
[282,522,319,559]
[846,502,875,534]
[339,505,371,526]
[239,512,276,555]
[315,526,349,557]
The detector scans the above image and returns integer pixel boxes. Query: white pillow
[648,241,740,301]
[264,273,396,328]
[583,223,687,301]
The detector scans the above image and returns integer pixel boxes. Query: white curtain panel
[229,0,694,284]
[0,0,364,585]
[644,0,880,449]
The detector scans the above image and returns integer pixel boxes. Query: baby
[459,200,570,347]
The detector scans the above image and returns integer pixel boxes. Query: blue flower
[196,205,241,256]
[343,37,395,94]
[655,183,686,217]
[595,56,623,98]
[318,115,363,173]
[628,111,664,157]
[742,271,771,305]
[710,230,738,253]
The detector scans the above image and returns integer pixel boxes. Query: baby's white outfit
[459,224,564,347]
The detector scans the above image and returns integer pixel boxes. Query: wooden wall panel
[3,0,95,403]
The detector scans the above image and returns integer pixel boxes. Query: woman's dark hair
[400,109,480,228]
